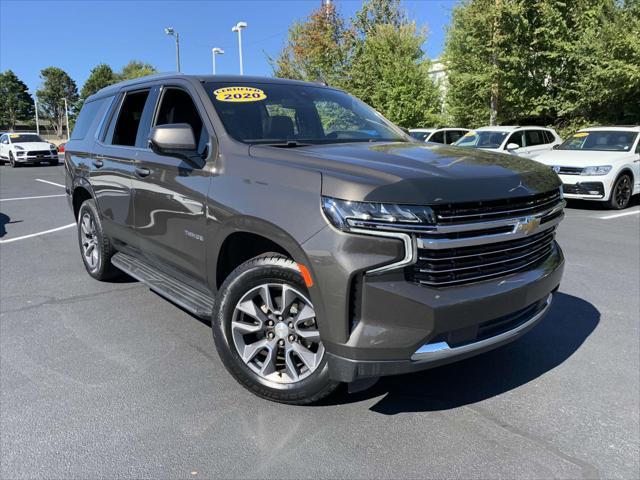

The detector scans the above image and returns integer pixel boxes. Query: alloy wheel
[614,176,632,208]
[231,283,324,384]
[80,212,100,270]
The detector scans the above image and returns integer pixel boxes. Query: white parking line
[0,223,76,244]
[35,179,65,188]
[0,194,67,202]
[599,210,640,220]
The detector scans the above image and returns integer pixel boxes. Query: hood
[12,142,55,151]
[251,142,560,204]
[535,149,634,167]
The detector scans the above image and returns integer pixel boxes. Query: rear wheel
[212,254,338,404]
[77,199,120,280]
[608,174,632,209]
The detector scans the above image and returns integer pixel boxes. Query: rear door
[92,88,153,248]
[132,83,212,283]
[523,129,554,158]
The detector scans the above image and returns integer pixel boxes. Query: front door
[133,85,211,283]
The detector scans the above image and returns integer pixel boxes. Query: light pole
[211,47,224,75]
[164,27,181,72]
[63,98,70,141]
[231,21,247,75]
[28,91,40,136]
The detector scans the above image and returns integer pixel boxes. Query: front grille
[27,150,52,156]
[557,166,582,175]
[562,182,604,197]
[433,189,561,224]
[409,227,557,287]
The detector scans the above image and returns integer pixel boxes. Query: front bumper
[559,174,612,200]
[15,153,58,163]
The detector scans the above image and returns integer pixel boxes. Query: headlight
[322,196,436,232]
[14,145,24,151]
[581,165,612,176]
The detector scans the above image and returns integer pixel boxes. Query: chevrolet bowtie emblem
[517,216,541,235]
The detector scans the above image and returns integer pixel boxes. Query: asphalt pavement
[1,161,639,479]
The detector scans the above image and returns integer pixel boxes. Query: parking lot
[1,162,638,479]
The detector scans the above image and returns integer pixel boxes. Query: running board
[111,252,215,319]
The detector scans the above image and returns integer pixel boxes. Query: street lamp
[164,27,181,72]
[211,47,224,75]
[28,91,40,136]
[231,21,247,75]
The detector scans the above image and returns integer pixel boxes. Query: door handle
[92,159,104,168]
[135,167,151,177]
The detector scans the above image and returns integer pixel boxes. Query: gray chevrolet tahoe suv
[65,74,565,404]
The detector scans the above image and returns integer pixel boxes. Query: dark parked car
[65,74,565,404]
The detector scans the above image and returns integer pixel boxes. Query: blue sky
[0,0,457,93]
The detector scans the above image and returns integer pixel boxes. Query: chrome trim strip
[418,238,554,274]
[418,230,555,261]
[417,210,563,250]
[350,228,415,275]
[411,294,553,361]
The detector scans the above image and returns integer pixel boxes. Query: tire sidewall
[610,174,632,210]
[77,199,109,279]
[212,255,335,403]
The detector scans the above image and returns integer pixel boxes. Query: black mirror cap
[149,123,197,152]
[553,144,560,149]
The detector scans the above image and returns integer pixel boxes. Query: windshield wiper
[266,141,310,148]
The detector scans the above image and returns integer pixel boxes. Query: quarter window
[110,90,150,146]
[72,98,107,140]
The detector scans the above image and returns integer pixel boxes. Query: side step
[111,252,215,319]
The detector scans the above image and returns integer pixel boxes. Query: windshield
[558,131,639,152]
[205,82,407,145]
[9,133,44,143]
[409,131,432,141]
[454,131,509,149]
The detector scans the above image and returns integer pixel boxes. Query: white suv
[453,126,562,159]
[409,127,470,145]
[0,132,59,167]
[535,126,640,209]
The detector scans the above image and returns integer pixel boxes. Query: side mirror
[553,144,560,150]
[506,143,520,151]
[149,123,201,165]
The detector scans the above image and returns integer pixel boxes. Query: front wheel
[9,153,18,168]
[212,254,338,404]
[608,174,632,209]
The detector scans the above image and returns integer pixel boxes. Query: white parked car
[535,126,640,209]
[409,127,470,145]
[453,126,562,158]
[0,132,59,167]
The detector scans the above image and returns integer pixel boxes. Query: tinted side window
[525,130,545,146]
[71,98,107,140]
[447,130,466,144]
[506,132,524,148]
[155,88,206,153]
[429,131,445,143]
[111,90,150,146]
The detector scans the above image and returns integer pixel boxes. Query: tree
[117,60,158,81]
[0,70,35,130]
[81,63,117,99]
[36,67,79,138]
[347,23,441,128]
[271,2,350,86]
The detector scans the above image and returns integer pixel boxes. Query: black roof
[89,73,331,101]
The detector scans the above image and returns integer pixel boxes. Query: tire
[212,254,338,404]
[49,160,58,166]
[77,199,120,280]
[608,173,633,210]
[9,152,18,168]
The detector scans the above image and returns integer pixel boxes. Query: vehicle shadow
[565,195,639,210]
[323,292,599,413]
[0,212,23,238]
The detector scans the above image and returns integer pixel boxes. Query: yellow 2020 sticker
[463,131,476,137]
[9,134,20,138]
[214,86,266,102]
[573,132,589,138]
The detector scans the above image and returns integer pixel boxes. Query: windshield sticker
[573,132,589,138]
[214,86,266,102]
[9,134,19,138]
[463,131,476,137]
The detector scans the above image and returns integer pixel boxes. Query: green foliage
[81,63,117,99]
[118,60,158,81]
[444,0,640,129]
[271,0,442,128]
[36,67,79,138]
[0,70,34,129]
